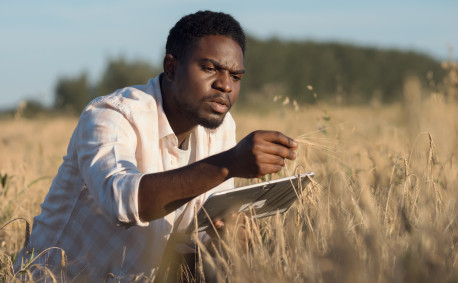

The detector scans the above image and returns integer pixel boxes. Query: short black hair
[165,10,246,60]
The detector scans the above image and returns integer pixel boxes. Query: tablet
[186,172,314,233]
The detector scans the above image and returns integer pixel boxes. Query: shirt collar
[151,73,202,149]
[150,74,176,141]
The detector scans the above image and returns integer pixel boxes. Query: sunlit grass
[1,69,458,281]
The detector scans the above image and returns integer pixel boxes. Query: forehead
[187,35,244,69]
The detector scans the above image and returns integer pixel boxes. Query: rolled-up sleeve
[76,105,149,227]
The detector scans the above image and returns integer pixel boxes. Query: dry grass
[1,72,458,281]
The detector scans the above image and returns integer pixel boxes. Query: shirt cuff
[112,172,150,227]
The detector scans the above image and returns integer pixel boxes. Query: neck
[160,74,196,146]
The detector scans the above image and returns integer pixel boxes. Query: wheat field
[1,74,457,281]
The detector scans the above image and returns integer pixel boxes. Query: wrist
[222,148,236,179]
[210,148,236,180]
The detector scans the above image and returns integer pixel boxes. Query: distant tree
[21,100,47,118]
[50,38,446,114]
[54,73,91,114]
[241,36,445,105]
[97,56,160,96]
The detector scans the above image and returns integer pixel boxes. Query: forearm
[138,149,233,222]
[138,130,299,223]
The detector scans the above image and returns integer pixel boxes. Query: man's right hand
[139,130,298,222]
[225,130,298,178]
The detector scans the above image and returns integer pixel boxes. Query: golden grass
[227,88,457,282]
[1,77,458,281]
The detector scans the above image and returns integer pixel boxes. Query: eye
[202,65,216,73]
[231,74,242,82]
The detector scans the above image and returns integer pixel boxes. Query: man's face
[171,35,245,129]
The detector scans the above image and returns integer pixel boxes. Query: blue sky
[0,0,456,110]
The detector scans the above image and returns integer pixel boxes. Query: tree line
[8,36,448,116]
[241,36,445,105]
[54,57,161,114]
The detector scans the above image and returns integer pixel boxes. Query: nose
[212,72,232,93]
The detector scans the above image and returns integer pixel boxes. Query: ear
[163,54,177,82]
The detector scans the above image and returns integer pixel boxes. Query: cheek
[189,73,212,93]
[230,84,241,103]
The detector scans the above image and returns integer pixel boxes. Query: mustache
[203,93,232,109]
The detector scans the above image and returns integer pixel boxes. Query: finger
[253,142,297,160]
[206,219,225,239]
[255,131,298,149]
[254,164,283,177]
[256,153,286,166]
[213,219,224,229]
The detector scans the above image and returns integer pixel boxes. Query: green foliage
[54,72,91,114]
[52,57,160,115]
[20,100,47,118]
[51,38,446,114]
[0,100,48,119]
[97,56,161,96]
[240,36,445,105]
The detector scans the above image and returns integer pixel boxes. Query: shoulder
[84,76,162,120]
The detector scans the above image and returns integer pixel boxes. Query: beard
[185,106,226,129]
[188,109,226,130]
[178,97,228,130]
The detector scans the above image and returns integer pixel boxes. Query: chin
[199,118,224,130]
[198,113,226,130]
[185,107,227,130]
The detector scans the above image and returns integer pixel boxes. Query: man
[15,10,297,281]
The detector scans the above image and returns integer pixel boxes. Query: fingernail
[215,220,224,229]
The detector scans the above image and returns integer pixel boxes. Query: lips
[207,95,231,114]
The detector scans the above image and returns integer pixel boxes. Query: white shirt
[15,74,236,281]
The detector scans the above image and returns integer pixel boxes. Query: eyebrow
[202,58,245,75]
